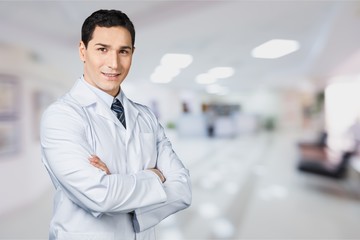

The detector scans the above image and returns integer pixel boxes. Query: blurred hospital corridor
[1,129,360,239]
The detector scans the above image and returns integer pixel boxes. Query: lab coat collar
[69,77,139,132]
[121,91,139,136]
[70,78,98,107]
[70,78,120,127]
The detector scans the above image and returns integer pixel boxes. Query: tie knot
[111,99,124,114]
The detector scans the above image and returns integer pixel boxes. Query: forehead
[90,26,132,46]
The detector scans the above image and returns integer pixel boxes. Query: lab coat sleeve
[133,113,192,232]
[41,101,167,217]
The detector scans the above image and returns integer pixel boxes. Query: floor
[1,130,360,240]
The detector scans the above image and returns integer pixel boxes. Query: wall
[0,46,69,215]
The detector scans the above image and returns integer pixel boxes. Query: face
[79,26,134,97]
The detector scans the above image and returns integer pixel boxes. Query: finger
[89,157,99,162]
[89,158,104,167]
[90,157,105,166]
[90,162,110,174]
[95,161,106,169]
[90,162,101,169]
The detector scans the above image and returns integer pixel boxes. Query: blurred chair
[297,149,353,179]
[297,132,353,179]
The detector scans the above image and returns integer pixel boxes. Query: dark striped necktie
[111,99,126,129]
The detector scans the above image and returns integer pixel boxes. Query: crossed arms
[89,155,166,183]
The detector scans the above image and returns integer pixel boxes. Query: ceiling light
[206,84,229,95]
[153,65,180,78]
[195,73,217,84]
[208,67,234,79]
[251,39,300,59]
[151,53,193,84]
[150,73,172,83]
[151,66,180,83]
[160,53,193,69]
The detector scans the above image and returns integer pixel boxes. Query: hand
[148,168,166,183]
[89,155,110,175]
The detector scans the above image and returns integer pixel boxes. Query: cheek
[122,58,132,70]
[86,52,102,64]
[85,59,102,78]
[88,57,105,71]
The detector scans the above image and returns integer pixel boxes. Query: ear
[132,46,136,54]
[79,41,86,62]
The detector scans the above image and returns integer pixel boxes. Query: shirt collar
[81,75,124,108]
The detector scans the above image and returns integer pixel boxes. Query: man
[41,9,191,240]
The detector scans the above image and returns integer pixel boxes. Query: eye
[97,48,107,52]
[120,49,130,55]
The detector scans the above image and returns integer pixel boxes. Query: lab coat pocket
[58,231,114,240]
[139,132,157,169]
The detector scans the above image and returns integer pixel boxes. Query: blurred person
[202,103,216,137]
[40,9,191,240]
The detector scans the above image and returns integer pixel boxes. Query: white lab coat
[41,78,192,240]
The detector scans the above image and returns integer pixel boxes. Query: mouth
[102,72,121,78]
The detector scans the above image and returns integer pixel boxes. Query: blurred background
[1,0,360,239]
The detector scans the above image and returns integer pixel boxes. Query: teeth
[103,73,119,77]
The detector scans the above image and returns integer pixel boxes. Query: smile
[102,72,121,77]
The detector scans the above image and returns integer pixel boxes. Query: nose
[107,51,119,70]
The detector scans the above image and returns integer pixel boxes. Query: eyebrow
[94,43,133,50]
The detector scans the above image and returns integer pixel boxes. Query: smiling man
[40,9,191,240]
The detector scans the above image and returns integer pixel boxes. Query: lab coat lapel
[122,93,139,143]
[69,79,121,126]
[96,104,123,127]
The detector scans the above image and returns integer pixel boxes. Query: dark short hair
[81,9,135,48]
